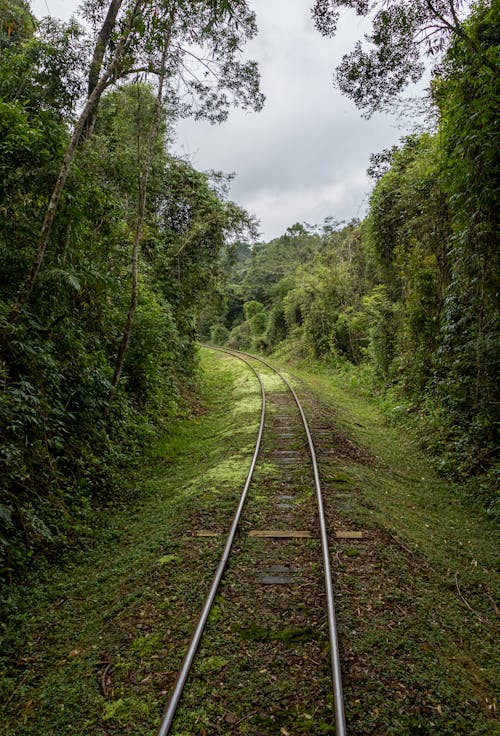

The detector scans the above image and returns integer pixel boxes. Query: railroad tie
[190,529,363,539]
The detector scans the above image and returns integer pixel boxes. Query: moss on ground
[273,356,499,735]
[0,348,497,735]
[0,350,260,736]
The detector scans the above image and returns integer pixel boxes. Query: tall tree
[311,0,496,114]
[8,0,263,321]
[432,1,499,468]
[81,0,124,138]
[107,37,171,409]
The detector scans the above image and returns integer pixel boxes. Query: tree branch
[107,9,175,409]
[424,0,495,70]
[178,45,224,81]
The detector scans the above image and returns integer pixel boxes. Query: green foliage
[0,15,258,577]
[432,1,499,472]
[280,222,368,361]
[311,0,495,115]
[80,0,265,123]
[209,322,229,345]
[211,2,497,505]
[265,305,288,348]
[121,287,180,411]
[362,286,397,382]
[227,318,253,351]
[0,0,35,48]
[0,100,67,290]
[364,134,451,390]
[0,0,496,574]
[0,17,86,118]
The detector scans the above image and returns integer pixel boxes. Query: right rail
[229,348,346,736]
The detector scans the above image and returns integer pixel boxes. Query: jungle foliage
[0,0,497,576]
[0,0,260,577]
[311,0,497,115]
[208,2,498,513]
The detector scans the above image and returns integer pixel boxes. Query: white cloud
[175,0,418,240]
[30,0,421,241]
[31,0,77,21]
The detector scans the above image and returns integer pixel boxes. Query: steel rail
[157,346,346,735]
[156,348,266,736]
[226,348,347,736]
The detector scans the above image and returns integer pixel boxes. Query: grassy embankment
[0,348,497,735]
[275,355,498,734]
[0,351,260,735]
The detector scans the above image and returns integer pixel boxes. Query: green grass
[277,357,499,589]
[272,355,499,735]
[0,349,497,735]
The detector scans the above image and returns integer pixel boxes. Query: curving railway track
[157,347,346,736]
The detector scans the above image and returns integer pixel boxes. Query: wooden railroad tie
[249,530,363,540]
[335,531,363,539]
[191,530,363,539]
[249,530,312,539]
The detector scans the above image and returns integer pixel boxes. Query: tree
[364,134,451,387]
[8,0,264,321]
[311,0,496,115]
[0,0,35,48]
[432,1,499,471]
[0,18,86,310]
[155,159,257,338]
[107,45,169,409]
[0,5,261,573]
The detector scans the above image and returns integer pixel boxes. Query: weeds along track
[157,348,346,736]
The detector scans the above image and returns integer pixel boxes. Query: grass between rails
[0,349,498,735]
[171,370,335,735]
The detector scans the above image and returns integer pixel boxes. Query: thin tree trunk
[82,0,124,140]
[107,39,170,409]
[8,0,145,323]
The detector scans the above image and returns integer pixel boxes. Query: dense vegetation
[0,0,497,579]
[207,2,499,512]
[0,0,260,577]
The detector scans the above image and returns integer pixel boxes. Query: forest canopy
[0,0,261,577]
[0,0,498,578]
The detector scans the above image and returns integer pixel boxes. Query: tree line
[0,0,261,577]
[207,1,499,513]
[0,0,497,577]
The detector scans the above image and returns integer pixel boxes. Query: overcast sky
[30,0,418,241]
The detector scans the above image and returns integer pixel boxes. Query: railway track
[157,347,346,735]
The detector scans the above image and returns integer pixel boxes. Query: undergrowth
[274,343,499,520]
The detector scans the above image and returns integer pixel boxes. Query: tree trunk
[107,39,170,409]
[82,0,124,140]
[8,0,145,323]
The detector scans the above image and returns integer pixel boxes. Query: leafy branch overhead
[7,0,264,320]
[311,0,493,114]
[81,0,265,121]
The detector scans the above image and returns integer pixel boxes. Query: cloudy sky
[30,0,418,241]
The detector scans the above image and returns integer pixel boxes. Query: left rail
[156,347,265,736]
